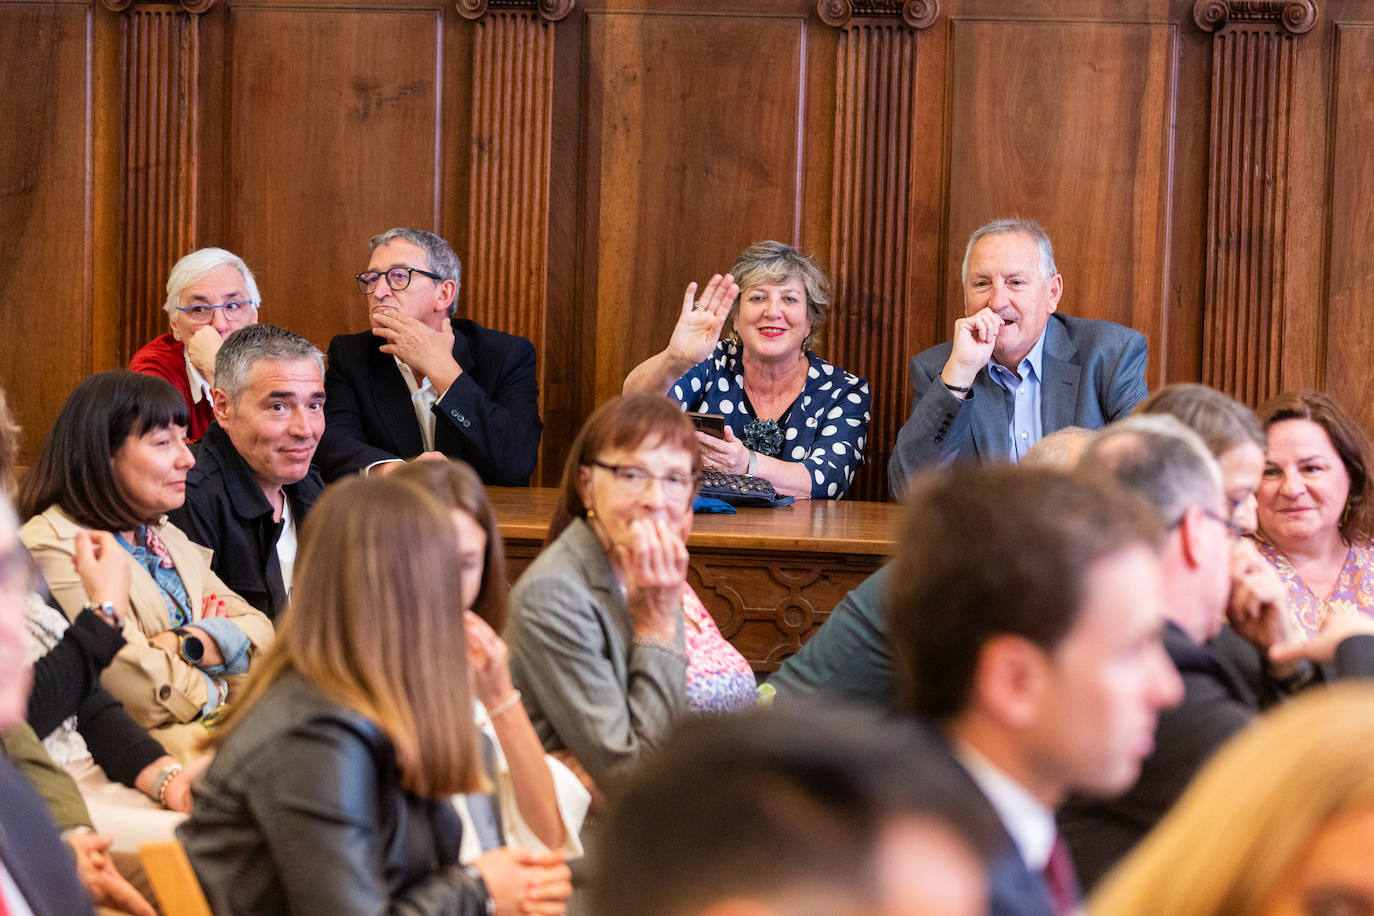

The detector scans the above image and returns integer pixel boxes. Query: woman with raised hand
[623,241,871,499]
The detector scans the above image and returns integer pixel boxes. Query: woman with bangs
[507,394,755,806]
[18,370,273,760]
[180,477,571,915]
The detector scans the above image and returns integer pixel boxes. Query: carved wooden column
[100,0,212,361]
[820,0,937,501]
[457,0,571,363]
[1195,0,1317,405]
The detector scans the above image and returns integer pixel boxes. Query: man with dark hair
[590,706,994,916]
[889,219,1146,494]
[888,464,1182,916]
[315,227,542,485]
[1057,416,1374,890]
[168,324,325,619]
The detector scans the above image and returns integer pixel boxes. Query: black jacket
[169,422,324,620]
[179,671,490,915]
[316,317,542,485]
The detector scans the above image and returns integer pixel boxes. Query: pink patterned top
[682,585,757,714]
[1254,539,1374,639]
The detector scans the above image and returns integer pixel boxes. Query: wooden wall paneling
[823,3,932,501]
[1195,0,1317,407]
[584,5,810,409]
[213,3,451,356]
[464,6,557,482]
[111,2,206,365]
[942,11,1175,389]
[0,1,96,461]
[1323,18,1374,428]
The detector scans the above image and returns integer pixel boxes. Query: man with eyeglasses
[131,248,262,441]
[315,227,541,485]
[1057,415,1374,892]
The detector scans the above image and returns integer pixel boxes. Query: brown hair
[17,370,188,529]
[207,477,482,797]
[547,394,702,543]
[390,459,508,633]
[888,465,1164,719]
[1135,383,1265,459]
[1257,391,1374,543]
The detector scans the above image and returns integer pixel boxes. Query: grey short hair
[961,218,1058,286]
[215,324,324,405]
[164,248,262,316]
[369,228,462,318]
[1081,414,1224,525]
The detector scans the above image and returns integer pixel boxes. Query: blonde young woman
[1091,682,1374,915]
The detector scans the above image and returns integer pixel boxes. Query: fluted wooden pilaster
[1196,0,1317,404]
[825,4,932,500]
[464,10,556,360]
[107,0,208,360]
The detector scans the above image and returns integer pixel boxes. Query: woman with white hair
[130,248,261,441]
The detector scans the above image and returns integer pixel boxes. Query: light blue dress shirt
[987,330,1046,462]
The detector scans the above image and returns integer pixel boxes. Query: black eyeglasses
[355,266,443,294]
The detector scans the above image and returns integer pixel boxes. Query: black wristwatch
[172,627,205,665]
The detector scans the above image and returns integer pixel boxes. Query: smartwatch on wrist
[172,627,205,665]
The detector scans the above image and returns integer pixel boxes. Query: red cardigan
[129,332,214,441]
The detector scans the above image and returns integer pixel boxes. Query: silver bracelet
[633,634,689,663]
[747,450,758,476]
[485,689,522,719]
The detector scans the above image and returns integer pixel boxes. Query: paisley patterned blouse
[1253,539,1374,638]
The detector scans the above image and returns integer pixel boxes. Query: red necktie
[1043,832,1078,916]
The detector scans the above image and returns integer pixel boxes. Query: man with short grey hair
[888,218,1147,494]
[315,227,542,485]
[168,324,325,619]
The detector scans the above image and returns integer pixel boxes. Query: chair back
[138,841,213,916]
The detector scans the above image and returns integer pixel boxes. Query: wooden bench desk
[488,488,901,672]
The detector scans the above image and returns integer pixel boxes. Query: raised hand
[942,307,1003,389]
[185,324,225,383]
[666,273,739,370]
[73,530,131,624]
[372,310,461,393]
[465,611,517,711]
[615,518,688,641]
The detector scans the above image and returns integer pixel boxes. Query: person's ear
[211,389,232,425]
[971,634,1050,730]
[577,465,594,514]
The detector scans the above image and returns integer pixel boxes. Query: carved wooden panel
[944,18,1173,383]
[118,5,201,362]
[466,10,554,478]
[688,552,882,671]
[1196,0,1317,407]
[1323,22,1374,426]
[0,2,95,459]
[828,19,918,501]
[585,8,809,404]
[215,6,448,352]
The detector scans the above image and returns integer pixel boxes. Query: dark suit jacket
[0,756,94,915]
[888,313,1147,494]
[1058,623,1374,892]
[316,317,542,485]
[908,721,1058,916]
[169,421,324,619]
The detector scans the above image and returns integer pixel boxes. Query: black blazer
[0,757,95,916]
[317,317,542,485]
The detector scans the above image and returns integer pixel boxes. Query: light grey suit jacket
[507,518,687,789]
[888,313,1148,495]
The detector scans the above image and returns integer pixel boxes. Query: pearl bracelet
[152,762,183,808]
[485,689,522,719]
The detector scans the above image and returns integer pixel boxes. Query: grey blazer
[888,313,1148,495]
[507,518,687,789]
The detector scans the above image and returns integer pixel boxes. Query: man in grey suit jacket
[889,219,1147,495]
[888,464,1183,916]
